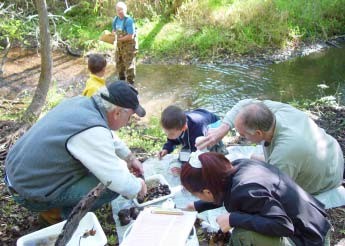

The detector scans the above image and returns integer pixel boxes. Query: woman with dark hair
[181,152,330,246]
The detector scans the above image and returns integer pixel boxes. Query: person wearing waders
[112,1,137,85]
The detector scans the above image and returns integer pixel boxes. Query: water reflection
[135,45,345,117]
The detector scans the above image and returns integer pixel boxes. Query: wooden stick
[55,181,111,246]
[151,207,184,215]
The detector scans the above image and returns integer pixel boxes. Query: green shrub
[0,4,30,44]
[2,0,345,59]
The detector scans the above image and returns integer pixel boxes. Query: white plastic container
[133,174,174,207]
[185,226,200,246]
[17,212,107,246]
[123,223,199,246]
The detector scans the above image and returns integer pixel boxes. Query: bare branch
[55,182,111,246]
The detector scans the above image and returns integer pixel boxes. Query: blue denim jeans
[5,174,118,219]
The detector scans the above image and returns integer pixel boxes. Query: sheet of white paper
[121,207,197,246]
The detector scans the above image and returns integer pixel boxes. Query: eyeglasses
[120,108,133,121]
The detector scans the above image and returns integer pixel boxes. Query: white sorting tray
[17,212,107,246]
[133,174,175,207]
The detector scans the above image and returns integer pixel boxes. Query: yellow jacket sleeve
[82,74,106,97]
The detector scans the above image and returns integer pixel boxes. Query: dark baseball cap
[100,81,146,117]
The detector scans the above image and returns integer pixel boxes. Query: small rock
[11,225,20,236]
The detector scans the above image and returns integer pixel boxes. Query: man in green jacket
[196,99,345,208]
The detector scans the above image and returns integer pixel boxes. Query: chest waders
[115,17,137,84]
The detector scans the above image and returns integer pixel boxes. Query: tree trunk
[23,0,52,124]
[0,0,52,162]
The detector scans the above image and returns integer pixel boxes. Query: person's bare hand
[184,202,196,211]
[216,213,231,232]
[132,159,144,175]
[157,149,168,160]
[137,178,147,199]
[170,167,181,176]
[196,123,230,150]
[127,154,144,176]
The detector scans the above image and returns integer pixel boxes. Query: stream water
[134,44,345,117]
[1,45,344,118]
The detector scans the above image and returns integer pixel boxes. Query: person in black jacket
[181,152,330,246]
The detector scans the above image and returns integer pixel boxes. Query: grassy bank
[137,0,345,59]
[1,0,345,61]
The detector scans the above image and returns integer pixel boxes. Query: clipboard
[121,207,197,246]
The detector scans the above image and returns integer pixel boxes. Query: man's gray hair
[95,86,117,112]
[116,1,127,12]
[239,102,275,133]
